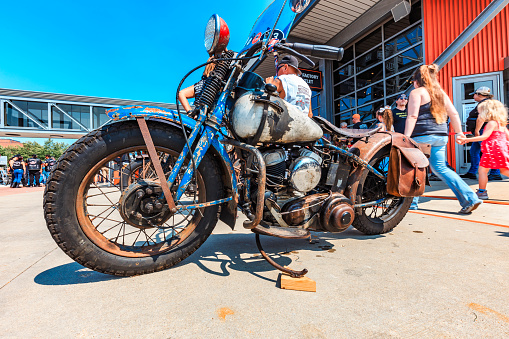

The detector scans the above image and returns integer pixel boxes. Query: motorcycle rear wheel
[352,146,412,235]
[44,120,223,276]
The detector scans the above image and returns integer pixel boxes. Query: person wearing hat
[27,154,42,187]
[265,55,313,117]
[392,93,408,133]
[462,86,502,180]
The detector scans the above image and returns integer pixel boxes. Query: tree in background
[0,139,69,160]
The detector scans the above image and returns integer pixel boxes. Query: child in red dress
[457,99,509,199]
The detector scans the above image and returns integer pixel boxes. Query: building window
[332,2,423,127]
[52,104,90,130]
[4,100,48,129]
[93,106,111,128]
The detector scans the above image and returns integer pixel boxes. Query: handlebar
[274,44,315,68]
[283,43,344,61]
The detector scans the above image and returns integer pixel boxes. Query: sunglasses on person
[378,105,391,113]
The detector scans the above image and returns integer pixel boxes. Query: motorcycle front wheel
[352,146,412,235]
[44,120,223,276]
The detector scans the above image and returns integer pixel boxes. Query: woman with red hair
[405,64,481,214]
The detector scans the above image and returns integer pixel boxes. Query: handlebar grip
[284,43,344,61]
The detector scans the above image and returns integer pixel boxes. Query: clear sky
[0,0,273,144]
[0,0,273,103]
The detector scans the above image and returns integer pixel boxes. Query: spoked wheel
[352,146,412,235]
[44,121,223,276]
[78,146,203,258]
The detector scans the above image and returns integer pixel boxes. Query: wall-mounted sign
[299,68,323,91]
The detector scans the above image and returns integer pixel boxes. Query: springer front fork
[136,108,237,213]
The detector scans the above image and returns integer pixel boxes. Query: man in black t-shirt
[352,114,368,129]
[27,154,42,187]
[392,93,408,133]
[461,86,501,180]
[43,155,56,184]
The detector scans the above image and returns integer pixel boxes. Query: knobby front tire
[43,120,223,276]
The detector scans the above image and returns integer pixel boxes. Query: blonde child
[457,99,509,199]
[376,106,393,132]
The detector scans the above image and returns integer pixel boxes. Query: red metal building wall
[422,0,509,167]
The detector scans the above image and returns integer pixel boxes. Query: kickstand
[255,234,308,278]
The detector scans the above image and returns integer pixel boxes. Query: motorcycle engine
[262,147,322,194]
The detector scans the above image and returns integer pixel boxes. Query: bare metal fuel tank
[230,93,323,144]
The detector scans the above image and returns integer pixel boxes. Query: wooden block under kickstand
[279,273,316,292]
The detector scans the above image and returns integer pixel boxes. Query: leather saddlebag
[387,140,430,197]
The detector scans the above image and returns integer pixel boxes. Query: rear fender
[106,106,238,229]
[344,132,392,204]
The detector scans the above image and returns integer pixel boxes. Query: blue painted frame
[106,103,237,210]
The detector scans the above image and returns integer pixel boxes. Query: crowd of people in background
[339,64,509,213]
[6,154,56,188]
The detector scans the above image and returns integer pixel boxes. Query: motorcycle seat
[312,116,381,138]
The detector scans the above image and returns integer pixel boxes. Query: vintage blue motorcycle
[44,0,413,278]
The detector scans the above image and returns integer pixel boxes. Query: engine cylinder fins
[320,193,354,232]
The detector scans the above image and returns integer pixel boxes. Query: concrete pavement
[0,180,508,338]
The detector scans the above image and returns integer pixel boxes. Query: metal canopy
[252,0,386,78]
[0,88,180,139]
[290,0,379,44]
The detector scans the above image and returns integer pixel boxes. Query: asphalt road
[0,180,508,338]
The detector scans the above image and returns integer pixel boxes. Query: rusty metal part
[320,193,354,232]
[255,234,308,278]
[267,198,321,229]
[136,117,177,213]
[265,198,290,228]
[221,139,266,229]
[281,193,330,226]
[344,133,392,204]
[251,224,310,239]
[118,179,171,228]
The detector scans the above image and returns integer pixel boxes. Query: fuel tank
[230,93,323,144]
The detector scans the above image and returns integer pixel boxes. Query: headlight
[204,14,230,55]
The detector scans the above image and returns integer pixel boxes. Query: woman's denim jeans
[13,169,23,184]
[411,135,481,209]
[467,141,482,174]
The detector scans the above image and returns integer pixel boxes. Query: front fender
[107,105,198,130]
[106,105,238,229]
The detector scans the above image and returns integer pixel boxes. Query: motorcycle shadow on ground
[179,226,385,283]
[33,227,383,286]
[34,262,120,286]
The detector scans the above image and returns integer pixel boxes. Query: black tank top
[411,102,448,138]
[12,160,23,170]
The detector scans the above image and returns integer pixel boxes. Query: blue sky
[1,0,272,102]
[0,0,273,144]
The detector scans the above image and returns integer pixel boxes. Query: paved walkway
[0,185,45,197]
[0,179,508,338]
